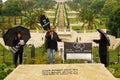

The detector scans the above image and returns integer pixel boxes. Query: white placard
[67,53,92,60]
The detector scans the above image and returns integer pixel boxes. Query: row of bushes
[0,16,23,26]
[53,3,59,26]
[64,3,70,28]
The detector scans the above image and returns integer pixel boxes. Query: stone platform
[4,64,117,80]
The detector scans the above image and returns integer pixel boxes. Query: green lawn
[72,26,82,30]
[68,18,79,23]
[49,18,55,23]
[67,13,77,16]
[45,13,55,16]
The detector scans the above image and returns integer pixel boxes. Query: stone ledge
[4,64,117,80]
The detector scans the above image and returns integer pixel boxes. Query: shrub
[27,58,40,64]
[0,64,13,80]
[107,64,120,78]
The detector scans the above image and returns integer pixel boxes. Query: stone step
[4,64,117,80]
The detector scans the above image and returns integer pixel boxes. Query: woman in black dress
[93,34,108,67]
[12,32,24,67]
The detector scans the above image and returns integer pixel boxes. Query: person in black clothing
[93,34,108,67]
[45,26,62,64]
[12,32,24,67]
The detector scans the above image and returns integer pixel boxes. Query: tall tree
[26,0,35,13]
[78,8,96,30]
[77,0,98,30]
[0,0,2,15]
[67,1,80,11]
[76,0,106,30]
[2,0,22,16]
[90,0,105,14]
[35,0,55,10]
[24,13,39,29]
[102,0,120,16]
[107,6,120,38]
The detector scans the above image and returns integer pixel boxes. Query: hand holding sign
[39,15,50,30]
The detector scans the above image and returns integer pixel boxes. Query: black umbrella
[39,15,50,30]
[97,29,110,46]
[3,26,31,47]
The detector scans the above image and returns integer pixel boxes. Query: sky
[3,0,7,2]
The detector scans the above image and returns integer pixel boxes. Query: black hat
[39,15,50,30]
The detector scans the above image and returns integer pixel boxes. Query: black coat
[93,38,108,56]
[45,31,61,51]
[12,37,24,53]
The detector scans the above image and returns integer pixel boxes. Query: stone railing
[110,38,120,50]
[55,28,71,34]
[30,30,45,33]
[75,29,107,33]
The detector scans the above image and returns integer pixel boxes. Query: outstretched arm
[93,40,100,44]
[56,32,62,42]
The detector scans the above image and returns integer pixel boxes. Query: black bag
[39,15,50,30]
[10,45,20,54]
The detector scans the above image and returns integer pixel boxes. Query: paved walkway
[58,3,64,29]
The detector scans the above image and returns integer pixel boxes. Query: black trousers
[99,54,108,67]
[13,50,23,67]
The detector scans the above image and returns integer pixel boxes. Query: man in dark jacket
[93,34,108,67]
[45,26,62,64]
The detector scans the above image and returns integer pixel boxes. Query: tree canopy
[2,0,22,16]
[107,6,120,38]
[1,0,55,16]
[102,0,120,16]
